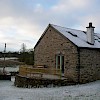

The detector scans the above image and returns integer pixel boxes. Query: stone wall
[34,26,79,82]
[15,75,76,88]
[79,48,100,83]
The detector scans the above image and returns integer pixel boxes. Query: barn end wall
[34,26,79,82]
[79,48,100,83]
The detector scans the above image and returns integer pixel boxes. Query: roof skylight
[83,31,86,34]
[67,31,77,37]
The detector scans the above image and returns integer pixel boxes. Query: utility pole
[3,43,6,74]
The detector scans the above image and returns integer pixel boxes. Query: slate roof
[51,24,100,48]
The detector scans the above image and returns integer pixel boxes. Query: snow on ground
[0,78,100,100]
[0,66,19,72]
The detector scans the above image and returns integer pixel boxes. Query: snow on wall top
[51,24,100,48]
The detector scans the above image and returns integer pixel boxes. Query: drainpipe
[77,48,80,84]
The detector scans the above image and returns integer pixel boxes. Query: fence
[19,65,62,78]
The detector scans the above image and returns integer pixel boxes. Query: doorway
[56,55,64,74]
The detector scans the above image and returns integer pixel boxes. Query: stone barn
[34,23,100,83]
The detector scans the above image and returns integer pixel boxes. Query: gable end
[34,24,51,49]
[34,24,79,49]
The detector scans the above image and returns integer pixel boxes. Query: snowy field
[0,66,19,72]
[0,78,100,100]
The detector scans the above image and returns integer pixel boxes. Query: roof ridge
[50,24,86,33]
[51,24,100,36]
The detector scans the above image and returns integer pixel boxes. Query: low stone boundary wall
[14,75,76,88]
[0,75,11,80]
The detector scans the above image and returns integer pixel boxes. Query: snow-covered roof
[51,24,100,48]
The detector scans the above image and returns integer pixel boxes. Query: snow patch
[0,79,100,100]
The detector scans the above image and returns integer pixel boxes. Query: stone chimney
[86,22,95,45]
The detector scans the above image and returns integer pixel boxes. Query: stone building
[34,23,100,83]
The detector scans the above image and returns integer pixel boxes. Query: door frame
[56,54,64,74]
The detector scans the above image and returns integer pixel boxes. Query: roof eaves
[79,46,100,50]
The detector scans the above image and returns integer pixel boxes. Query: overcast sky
[0,0,100,52]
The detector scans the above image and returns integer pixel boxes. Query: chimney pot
[86,22,95,28]
[89,22,92,27]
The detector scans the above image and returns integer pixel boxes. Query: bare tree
[19,43,34,65]
[20,43,26,53]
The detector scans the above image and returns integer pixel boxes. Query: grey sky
[0,0,100,51]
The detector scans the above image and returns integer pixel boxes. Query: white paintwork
[86,26,95,45]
